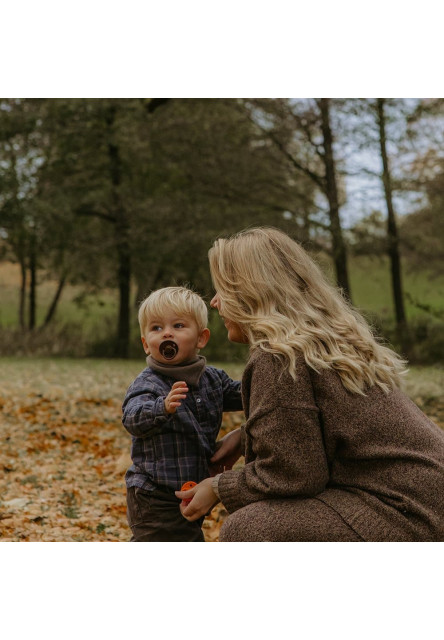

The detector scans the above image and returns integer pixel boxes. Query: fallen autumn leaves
[0,358,244,542]
[1,358,442,542]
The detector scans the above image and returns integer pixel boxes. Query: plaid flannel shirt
[122,365,242,492]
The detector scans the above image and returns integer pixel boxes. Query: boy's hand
[164,381,189,414]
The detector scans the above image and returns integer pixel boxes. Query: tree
[400,158,444,280]
[399,99,444,281]
[376,98,407,338]
[243,98,352,299]
[318,98,351,296]
[338,98,425,344]
[34,98,156,357]
[1,97,344,356]
[0,99,47,329]
[131,98,317,300]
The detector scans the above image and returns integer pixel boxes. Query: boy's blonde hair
[138,286,208,337]
[209,226,407,395]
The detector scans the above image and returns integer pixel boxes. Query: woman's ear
[197,328,210,350]
[141,336,150,355]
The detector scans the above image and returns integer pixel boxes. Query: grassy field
[1,257,444,330]
[0,357,442,542]
[2,257,444,365]
[0,262,117,330]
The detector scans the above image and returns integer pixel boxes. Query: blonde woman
[175,227,444,541]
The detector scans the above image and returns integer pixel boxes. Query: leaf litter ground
[1,358,442,542]
[0,358,244,542]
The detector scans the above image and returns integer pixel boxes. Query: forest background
[0,97,443,542]
[1,97,443,362]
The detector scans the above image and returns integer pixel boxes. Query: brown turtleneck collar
[146,355,207,387]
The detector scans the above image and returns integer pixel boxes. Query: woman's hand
[208,427,242,475]
[175,478,219,522]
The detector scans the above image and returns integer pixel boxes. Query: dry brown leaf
[0,360,244,542]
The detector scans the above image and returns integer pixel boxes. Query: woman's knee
[219,497,363,542]
[219,509,250,542]
[219,505,258,541]
[219,502,276,542]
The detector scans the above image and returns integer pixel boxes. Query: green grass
[1,257,443,363]
[0,356,440,404]
[349,256,444,319]
[0,262,117,330]
[315,254,444,319]
[403,365,444,403]
[2,256,444,332]
[0,356,244,394]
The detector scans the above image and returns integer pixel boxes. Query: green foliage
[1,253,443,364]
[348,211,388,257]
[1,99,444,362]
[401,316,444,364]
[348,256,444,320]
[1,98,317,355]
[400,162,444,279]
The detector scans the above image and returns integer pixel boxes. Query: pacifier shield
[159,340,178,360]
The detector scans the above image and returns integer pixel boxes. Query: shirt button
[196,398,201,403]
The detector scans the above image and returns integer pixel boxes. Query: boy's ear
[141,336,150,355]
[197,328,210,350]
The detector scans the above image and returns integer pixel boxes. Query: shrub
[368,313,444,365]
[0,323,89,357]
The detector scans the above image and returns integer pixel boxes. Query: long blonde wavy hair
[209,227,407,394]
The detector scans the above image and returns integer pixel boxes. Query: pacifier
[159,340,179,360]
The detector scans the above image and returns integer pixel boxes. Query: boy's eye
[151,325,162,332]
[174,323,185,329]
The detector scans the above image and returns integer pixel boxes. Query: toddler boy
[122,286,243,541]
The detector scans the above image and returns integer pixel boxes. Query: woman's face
[210,293,248,344]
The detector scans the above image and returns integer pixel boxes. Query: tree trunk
[42,272,67,327]
[19,260,27,328]
[106,104,131,358]
[115,217,131,358]
[318,98,352,301]
[18,233,27,329]
[28,231,37,330]
[376,99,408,343]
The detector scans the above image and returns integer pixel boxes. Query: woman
[175,227,444,541]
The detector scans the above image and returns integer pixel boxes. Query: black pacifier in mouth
[159,340,179,360]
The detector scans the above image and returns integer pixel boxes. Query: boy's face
[141,311,210,365]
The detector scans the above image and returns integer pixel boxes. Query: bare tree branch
[75,205,116,224]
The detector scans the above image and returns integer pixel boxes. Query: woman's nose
[210,294,219,309]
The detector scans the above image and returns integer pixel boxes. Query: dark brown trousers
[126,486,204,542]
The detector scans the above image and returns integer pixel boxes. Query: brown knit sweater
[218,349,444,541]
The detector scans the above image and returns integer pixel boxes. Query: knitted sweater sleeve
[217,351,329,514]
